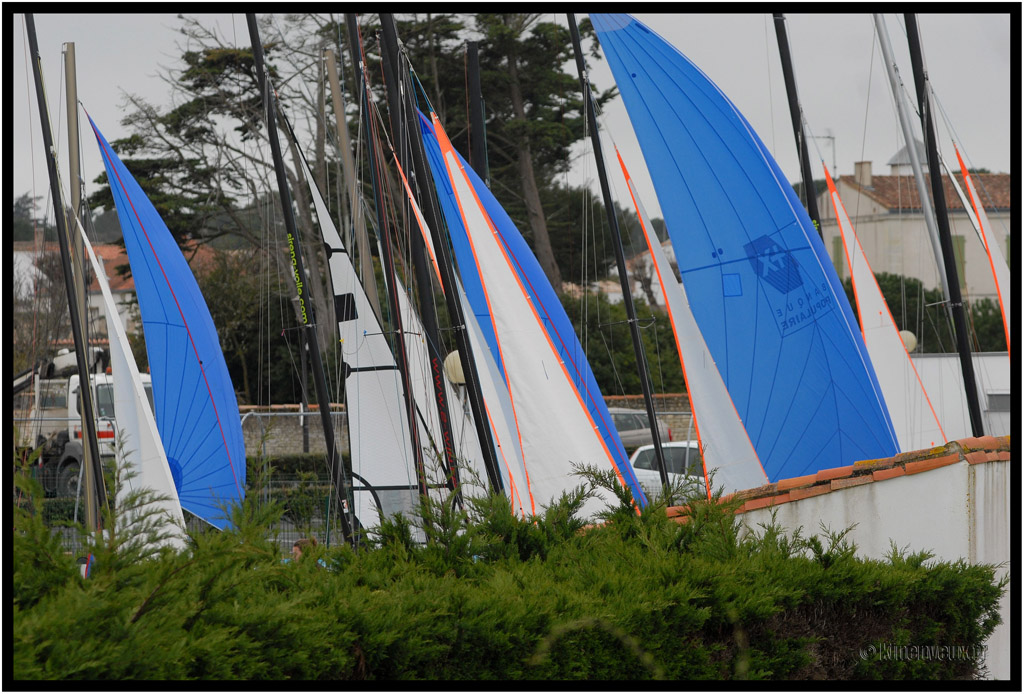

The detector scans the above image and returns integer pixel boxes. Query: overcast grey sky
[13,12,1012,225]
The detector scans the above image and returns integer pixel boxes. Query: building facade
[815,154,1011,304]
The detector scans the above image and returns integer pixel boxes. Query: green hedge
[246,452,339,479]
[12,466,1005,681]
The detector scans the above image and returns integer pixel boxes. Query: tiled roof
[838,173,1012,212]
[666,435,1011,521]
[13,241,219,293]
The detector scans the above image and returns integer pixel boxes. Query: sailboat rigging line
[568,12,670,497]
[380,14,504,496]
[247,13,355,544]
[345,13,429,502]
[904,13,984,437]
[379,16,463,504]
[25,14,107,517]
[90,121,244,500]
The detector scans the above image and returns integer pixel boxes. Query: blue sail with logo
[418,111,646,505]
[592,14,898,480]
[90,117,246,528]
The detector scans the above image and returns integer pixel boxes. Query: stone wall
[240,405,349,458]
[240,394,695,458]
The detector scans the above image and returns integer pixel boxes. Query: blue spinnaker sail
[592,14,898,480]
[418,112,644,504]
[90,117,246,528]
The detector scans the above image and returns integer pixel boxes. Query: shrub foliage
[12,458,1005,681]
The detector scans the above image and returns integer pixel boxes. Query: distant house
[603,238,678,307]
[815,147,1011,302]
[13,240,218,342]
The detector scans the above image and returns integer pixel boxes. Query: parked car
[629,441,704,499]
[609,407,672,452]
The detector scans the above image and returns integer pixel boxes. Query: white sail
[77,218,186,550]
[825,165,946,451]
[393,274,486,500]
[952,147,1011,355]
[295,151,419,531]
[391,157,529,512]
[611,146,768,494]
[432,113,624,518]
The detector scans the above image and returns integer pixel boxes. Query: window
[75,383,154,419]
[38,382,67,410]
[634,446,704,478]
[986,392,1011,412]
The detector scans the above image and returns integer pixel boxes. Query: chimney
[854,161,872,188]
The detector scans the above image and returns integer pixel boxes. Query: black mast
[246,14,355,542]
[25,14,106,513]
[567,14,670,495]
[773,14,823,237]
[466,41,489,186]
[904,13,985,437]
[377,17,463,504]
[343,15,429,500]
[376,14,504,494]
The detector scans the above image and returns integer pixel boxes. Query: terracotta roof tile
[839,172,1011,211]
[776,474,818,492]
[815,465,855,483]
[14,241,220,294]
[904,453,962,476]
[830,476,873,492]
[871,466,907,482]
[789,485,832,502]
[665,435,1010,520]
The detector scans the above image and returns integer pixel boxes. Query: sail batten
[293,142,420,531]
[593,14,898,480]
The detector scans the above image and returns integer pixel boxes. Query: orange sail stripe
[955,146,1010,358]
[392,153,445,294]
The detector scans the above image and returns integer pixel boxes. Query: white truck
[15,348,153,497]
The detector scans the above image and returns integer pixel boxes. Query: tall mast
[466,41,489,186]
[25,15,107,514]
[246,14,355,542]
[324,46,383,325]
[773,14,823,237]
[378,15,463,502]
[567,13,670,494]
[64,40,102,528]
[904,13,985,437]
[376,14,504,493]
[343,14,429,499]
[873,14,953,309]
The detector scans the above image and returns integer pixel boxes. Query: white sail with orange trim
[825,165,946,451]
[432,113,631,517]
[392,155,529,513]
[612,146,768,495]
[953,147,1011,355]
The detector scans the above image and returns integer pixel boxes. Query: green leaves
[13,446,1005,680]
